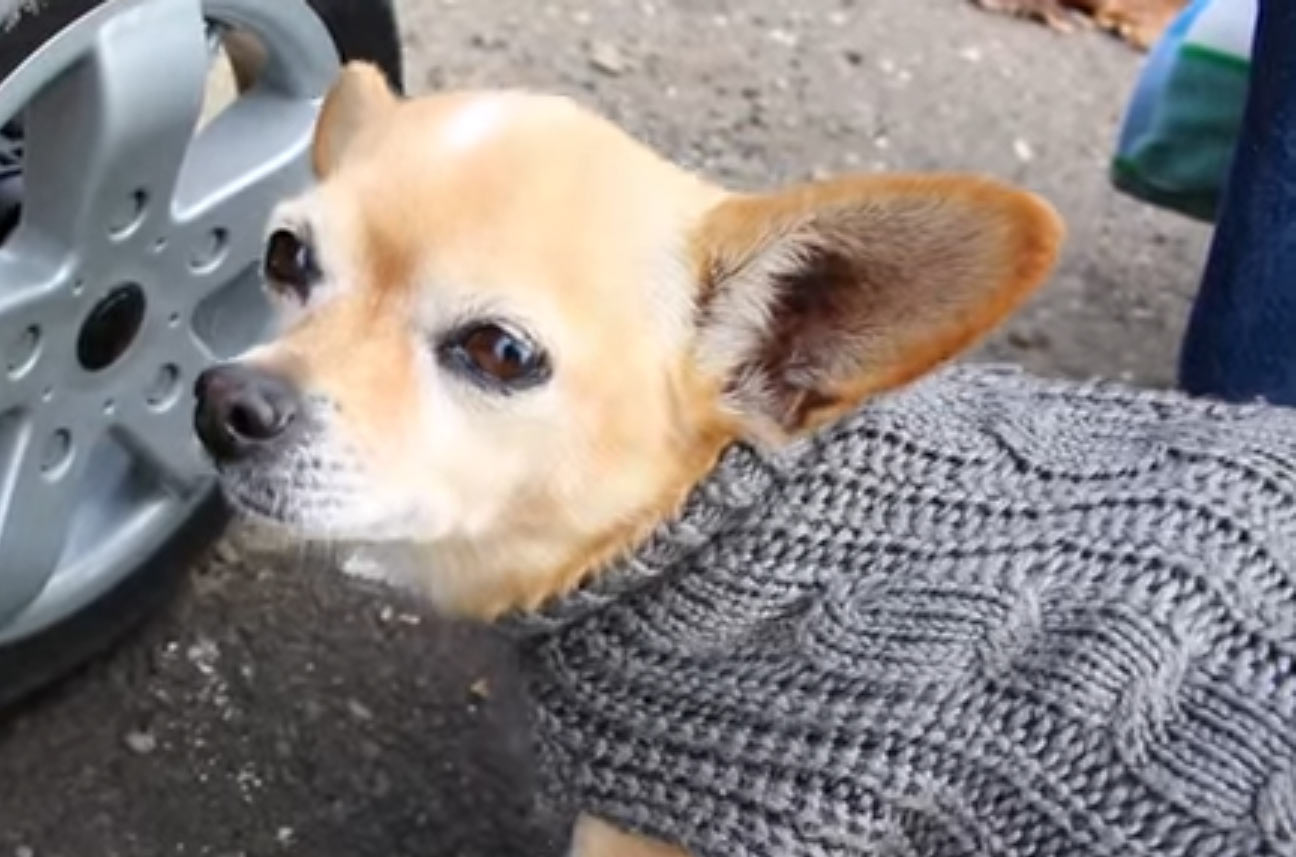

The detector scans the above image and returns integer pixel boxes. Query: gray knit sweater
[503,365,1296,857]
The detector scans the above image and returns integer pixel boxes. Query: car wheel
[0,0,403,707]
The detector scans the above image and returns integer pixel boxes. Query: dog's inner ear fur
[312,61,397,177]
[692,174,1064,442]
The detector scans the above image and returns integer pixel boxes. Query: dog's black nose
[193,363,300,461]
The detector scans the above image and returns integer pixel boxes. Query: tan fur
[216,61,1065,856]
[240,59,1064,620]
[257,65,737,619]
[311,62,398,176]
[692,174,1063,438]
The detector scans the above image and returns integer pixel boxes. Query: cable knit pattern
[501,364,1296,857]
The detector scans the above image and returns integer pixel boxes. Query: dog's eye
[441,322,550,392]
[263,229,320,301]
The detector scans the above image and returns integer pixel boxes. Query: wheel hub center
[78,284,146,371]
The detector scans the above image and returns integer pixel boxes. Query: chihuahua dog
[194,62,1063,856]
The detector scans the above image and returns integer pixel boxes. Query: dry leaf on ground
[972,0,1187,49]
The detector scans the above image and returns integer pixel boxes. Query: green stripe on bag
[1114,46,1249,222]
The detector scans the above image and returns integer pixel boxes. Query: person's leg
[1178,0,1296,405]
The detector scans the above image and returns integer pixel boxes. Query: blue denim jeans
[1178,0,1296,405]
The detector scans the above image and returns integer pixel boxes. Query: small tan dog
[194,62,1062,856]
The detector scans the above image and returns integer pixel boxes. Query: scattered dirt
[972,0,1188,48]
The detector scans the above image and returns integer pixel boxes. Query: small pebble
[768,28,798,47]
[302,699,325,723]
[1013,138,1035,163]
[1007,328,1052,350]
[588,41,627,75]
[16,846,34,857]
[346,698,374,721]
[124,730,157,755]
[468,678,491,701]
[186,638,219,675]
[212,539,240,565]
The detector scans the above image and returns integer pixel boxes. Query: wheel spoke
[111,381,213,496]
[0,376,31,416]
[18,0,209,252]
[172,90,320,305]
[0,310,46,414]
[0,413,89,622]
[0,230,64,298]
[0,250,66,414]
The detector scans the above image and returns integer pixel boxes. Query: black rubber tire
[0,0,404,710]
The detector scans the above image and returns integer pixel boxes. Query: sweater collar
[495,437,803,641]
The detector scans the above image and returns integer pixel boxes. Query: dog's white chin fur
[225,484,431,544]
[215,454,433,546]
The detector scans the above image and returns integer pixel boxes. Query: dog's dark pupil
[468,326,529,379]
[496,338,523,368]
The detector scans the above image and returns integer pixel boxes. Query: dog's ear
[312,61,397,177]
[691,173,1063,443]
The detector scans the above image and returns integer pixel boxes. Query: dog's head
[194,62,1063,616]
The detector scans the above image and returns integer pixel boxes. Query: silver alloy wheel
[0,0,339,643]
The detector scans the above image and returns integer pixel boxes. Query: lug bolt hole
[40,428,73,479]
[145,363,180,411]
[108,188,149,239]
[5,324,41,378]
[190,227,228,272]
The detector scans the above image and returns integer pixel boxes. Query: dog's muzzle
[193,363,301,464]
